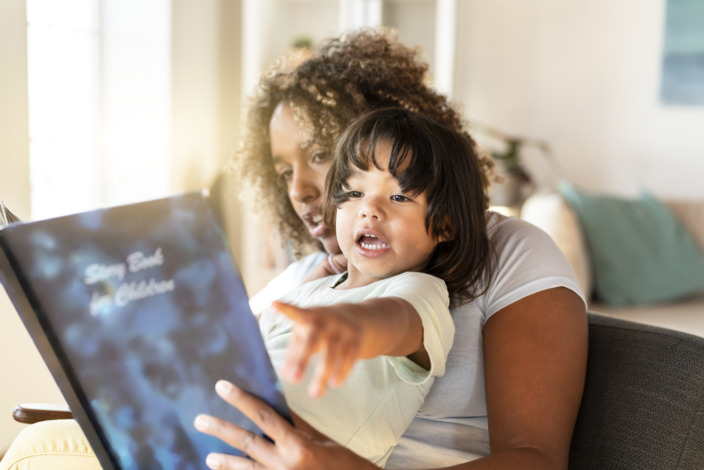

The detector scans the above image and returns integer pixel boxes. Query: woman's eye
[311,152,330,164]
[348,191,363,198]
[391,194,411,203]
[277,168,293,183]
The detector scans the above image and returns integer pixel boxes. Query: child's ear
[437,217,455,243]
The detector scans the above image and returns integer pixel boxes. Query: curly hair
[229,27,494,257]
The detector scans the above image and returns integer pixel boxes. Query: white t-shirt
[251,212,586,468]
[249,251,328,315]
[259,271,453,467]
[385,213,586,468]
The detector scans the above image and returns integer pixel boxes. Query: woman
[0,28,586,470]
[197,28,588,470]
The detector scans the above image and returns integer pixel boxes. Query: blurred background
[2,0,703,454]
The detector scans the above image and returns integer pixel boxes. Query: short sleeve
[479,215,587,319]
[376,272,453,382]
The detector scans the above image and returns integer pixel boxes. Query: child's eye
[333,189,361,206]
[391,194,411,203]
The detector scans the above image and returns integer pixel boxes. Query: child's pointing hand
[273,300,364,398]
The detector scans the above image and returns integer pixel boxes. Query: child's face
[335,140,441,285]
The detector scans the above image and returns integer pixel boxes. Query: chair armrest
[13,403,73,424]
[570,313,704,469]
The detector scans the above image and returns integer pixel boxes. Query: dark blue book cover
[0,191,289,469]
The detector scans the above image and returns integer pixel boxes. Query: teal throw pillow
[559,182,704,306]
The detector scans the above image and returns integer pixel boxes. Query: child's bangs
[349,119,435,196]
[388,135,435,197]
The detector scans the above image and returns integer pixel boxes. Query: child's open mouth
[357,233,390,251]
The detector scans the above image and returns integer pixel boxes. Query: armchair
[3,313,704,469]
[11,403,72,424]
[569,313,704,469]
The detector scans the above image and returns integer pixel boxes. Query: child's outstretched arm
[272,298,426,398]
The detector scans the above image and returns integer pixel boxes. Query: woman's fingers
[331,253,348,272]
[196,381,363,470]
[195,381,299,468]
[194,413,272,467]
[202,452,262,470]
[214,380,294,444]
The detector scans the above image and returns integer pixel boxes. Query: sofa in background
[521,188,704,338]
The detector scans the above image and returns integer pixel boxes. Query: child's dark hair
[324,107,493,304]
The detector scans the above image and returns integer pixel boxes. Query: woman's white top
[251,212,586,468]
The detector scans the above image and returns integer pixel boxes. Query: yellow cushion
[0,420,100,470]
[520,192,592,297]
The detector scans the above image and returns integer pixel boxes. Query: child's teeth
[361,242,389,250]
[312,214,323,224]
[359,234,389,250]
[362,243,389,250]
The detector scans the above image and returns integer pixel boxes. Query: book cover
[0,191,289,469]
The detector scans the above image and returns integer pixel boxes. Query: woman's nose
[289,168,319,203]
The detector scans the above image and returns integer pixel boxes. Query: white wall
[171,0,242,195]
[0,0,66,454]
[250,0,704,199]
[170,0,245,283]
[455,0,704,199]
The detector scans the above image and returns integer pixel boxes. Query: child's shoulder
[379,271,447,296]
[392,271,444,284]
[280,273,344,305]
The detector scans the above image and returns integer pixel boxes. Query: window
[27,0,170,220]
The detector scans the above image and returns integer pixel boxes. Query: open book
[0,191,290,470]
[0,200,21,226]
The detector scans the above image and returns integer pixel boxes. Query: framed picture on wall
[660,0,704,106]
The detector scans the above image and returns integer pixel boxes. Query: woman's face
[269,102,341,254]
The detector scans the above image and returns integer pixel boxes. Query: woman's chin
[319,235,341,255]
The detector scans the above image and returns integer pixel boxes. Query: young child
[256,107,492,467]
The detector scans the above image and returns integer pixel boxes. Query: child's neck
[334,265,395,290]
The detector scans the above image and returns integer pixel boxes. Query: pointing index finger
[272,300,309,323]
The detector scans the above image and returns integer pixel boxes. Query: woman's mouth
[303,212,327,239]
